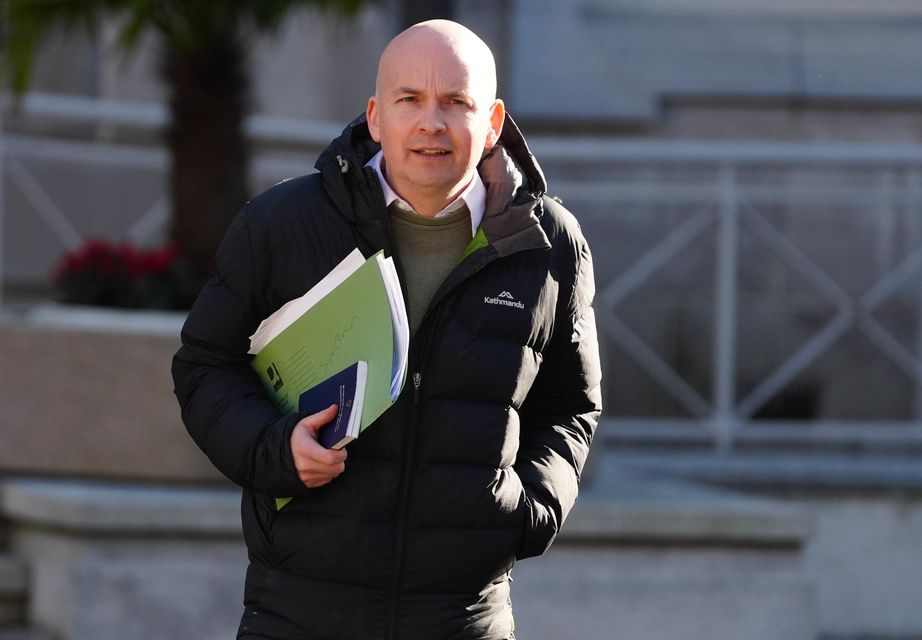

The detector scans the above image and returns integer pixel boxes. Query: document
[249,248,408,435]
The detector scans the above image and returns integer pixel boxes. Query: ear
[484,100,506,149]
[366,96,381,142]
[484,99,505,149]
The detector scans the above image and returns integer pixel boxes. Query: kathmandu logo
[484,290,525,309]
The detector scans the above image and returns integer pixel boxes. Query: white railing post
[876,169,898,279]
[713,164,740,452]
[908,169,922,421]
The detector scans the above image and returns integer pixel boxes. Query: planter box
[0,304,223,483]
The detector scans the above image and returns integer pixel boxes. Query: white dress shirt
[366,150,485,237]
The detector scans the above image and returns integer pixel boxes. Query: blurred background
[2,0,922,638]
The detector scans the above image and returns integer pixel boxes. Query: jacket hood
[315,112,551,256]
[315,112,546,195]
[314,113,380,179]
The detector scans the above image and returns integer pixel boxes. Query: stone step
[514,475,817,640]
[0,628,57,640]
[0,555,28,626]
[597,448,922,492]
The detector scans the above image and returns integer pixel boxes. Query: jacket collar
[315,113,551,256]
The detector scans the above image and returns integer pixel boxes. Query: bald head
[366,20,505,216]
[375,20,498,109]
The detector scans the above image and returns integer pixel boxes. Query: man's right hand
[290,404,348,488]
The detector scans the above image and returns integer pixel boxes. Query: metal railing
[5,92,922,452]
[529,138,922,450]
[0,92,339,306]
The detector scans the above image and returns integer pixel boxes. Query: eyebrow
[392,86,476,104]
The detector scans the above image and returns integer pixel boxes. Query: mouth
[412,148,451,156]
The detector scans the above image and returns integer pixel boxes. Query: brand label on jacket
[484,290,525,309]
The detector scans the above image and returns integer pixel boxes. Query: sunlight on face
[367,21,505,216]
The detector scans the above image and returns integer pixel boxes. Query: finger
[301,461,346,481]
[293,430,348,464]
[298,461,346,487]
[297,404,340,434]
[295,457,345,477]
[292,441,346,473]
[314,446,347,464]
[292,428,349,464]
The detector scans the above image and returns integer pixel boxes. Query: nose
[418,102,446,135]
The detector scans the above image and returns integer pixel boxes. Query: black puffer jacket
[172,114,602,640]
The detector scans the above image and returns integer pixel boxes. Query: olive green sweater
[387,202,472,336]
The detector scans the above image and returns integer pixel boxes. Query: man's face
[366,37,504,214]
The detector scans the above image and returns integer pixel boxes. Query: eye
[398,96,417,103]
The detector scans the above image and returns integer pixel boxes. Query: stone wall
[0,307,221,483]
[0,476,815,640]
[802,495,922,637]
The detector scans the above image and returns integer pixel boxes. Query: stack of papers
[249,249,409,446]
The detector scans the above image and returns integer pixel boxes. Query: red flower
[51,238,198,309]
[142,243,180,276]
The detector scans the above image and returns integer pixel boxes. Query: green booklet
[248,249,409,509]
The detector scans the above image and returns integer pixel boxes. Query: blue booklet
[298,360,367,450]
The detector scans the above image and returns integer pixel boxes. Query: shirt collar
[366,150,484,237]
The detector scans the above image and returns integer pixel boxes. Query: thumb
[297,404,339,436]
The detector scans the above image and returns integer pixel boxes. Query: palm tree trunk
[163,36,249,277]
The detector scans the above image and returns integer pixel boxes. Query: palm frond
[4,0,107,94]
[2,0,375,93]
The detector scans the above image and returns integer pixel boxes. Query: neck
[380,160,473,216]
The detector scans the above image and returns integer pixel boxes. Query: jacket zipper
[385,249,499,639]
[367,170,421,640]
[387,340,432,640]
[362,166,525,639]
[412,372,422,403]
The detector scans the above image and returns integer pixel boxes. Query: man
[173,19,601,640]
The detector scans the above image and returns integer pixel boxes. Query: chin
[409,173,462,191]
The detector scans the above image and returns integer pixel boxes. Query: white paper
[248,248,365,355]
[377,254,410,399]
